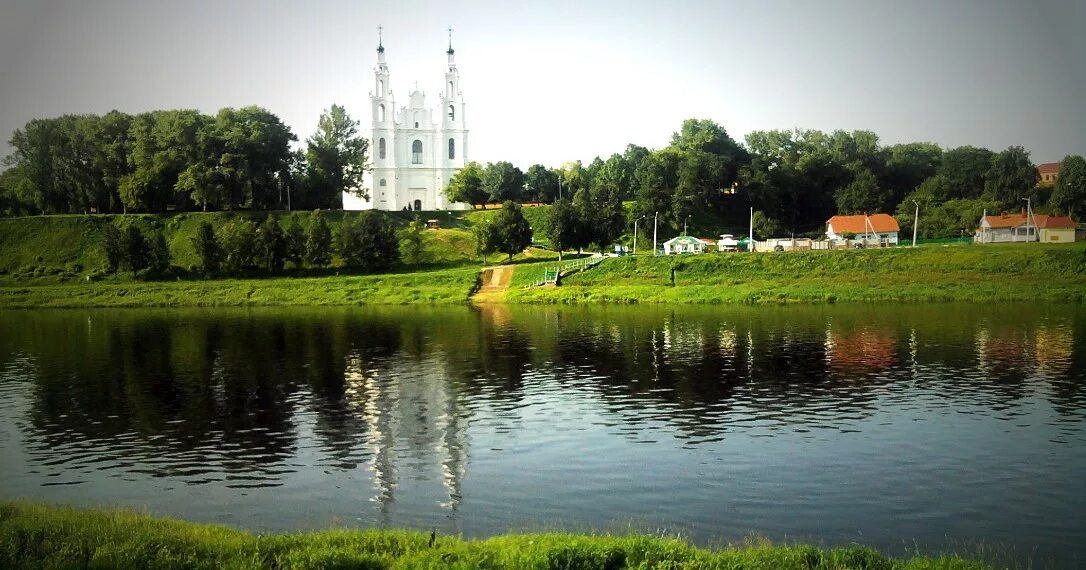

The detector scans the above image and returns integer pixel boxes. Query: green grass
[505,243,1086,304]
[0,268,480,308]
[0,501,990,569]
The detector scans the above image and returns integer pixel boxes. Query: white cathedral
[343,31,470,211]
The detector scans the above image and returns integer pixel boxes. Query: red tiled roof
[1037,162,1061,175]
[980,214,1076,229]
[827,214,900,234]
[1037,215,1076,229]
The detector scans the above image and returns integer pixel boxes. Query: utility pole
[653,211,658,256]
[632,215,645,255]
[684,215,690,236]
[557,173,563,201]
[912,200,920,247]
[1023,197,1036,242]
[749,207,754,252]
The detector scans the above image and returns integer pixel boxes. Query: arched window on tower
[378,138,386,159]
[448,138,455,159]
[412,140,423,164]
[378,79,384,96]
[448,105,455,121]
[378,104,385,122]
[448,81,454,95]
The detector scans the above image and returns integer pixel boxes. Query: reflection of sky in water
[0,304,1083,568]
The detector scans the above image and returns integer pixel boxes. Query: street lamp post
[683,215,691,236]
[632,215,645,255]
[653,211,659,256]
[912,200,920,247]
[1023,197,1035,242]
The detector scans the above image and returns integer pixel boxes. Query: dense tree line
[1,105,368,216]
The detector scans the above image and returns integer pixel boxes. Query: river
[0,304,1083,567]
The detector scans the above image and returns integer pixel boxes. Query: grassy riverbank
[506,243,1086,304]
[0,268,480,308]
[0,502,989,569]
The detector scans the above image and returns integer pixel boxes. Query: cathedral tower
[358,28,469,211]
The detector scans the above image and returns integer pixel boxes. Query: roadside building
[1037,162,1060,188]
[718,234,739,252]
[825,214,900,246]
[975,213,1077,243]
[663,235,706,255]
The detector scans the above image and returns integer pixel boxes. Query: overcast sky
[1,0,1083,168]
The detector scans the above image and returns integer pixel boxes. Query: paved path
[472,265,513,302]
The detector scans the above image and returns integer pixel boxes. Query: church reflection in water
[1,303,1084,523]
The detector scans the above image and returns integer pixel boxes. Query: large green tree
[444,161,488,207]
[984,146,1039,209]
[543,198,580,260]
[482,161,525,204]
[524,164,560,203]
[1049,155,1086,219]
[304,104,368,210]
[939,146,994,200]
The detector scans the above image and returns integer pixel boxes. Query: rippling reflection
[0,304,1083,567]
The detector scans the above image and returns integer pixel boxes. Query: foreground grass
[0,502,989,570]
[0,268,480,308]
[506,244,1086,304]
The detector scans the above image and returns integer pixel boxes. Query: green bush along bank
[0,501,990,570]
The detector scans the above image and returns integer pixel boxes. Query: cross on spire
[377,25,384,52]
[447,26,454,55]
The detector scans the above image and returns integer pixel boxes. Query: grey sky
[1,0,1083,168]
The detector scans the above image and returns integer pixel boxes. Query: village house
[975,213,1077,243]
[662,235,706,255]
[1037,162,1060,188]
[825,214,900,246]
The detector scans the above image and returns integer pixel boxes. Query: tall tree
[284,217,306,268]
[489,201,533,261]
[482,161,525,203]
[258,214,286,272]
[543,198,579,260]
[834,167,891,214]
[984,146,1039,209]
[219,219,258,272]
[939,146,994,200]
[305,209,333,267]
[1049,155,1086,219]
[305,104,368,209]
[524,164,560,203]
[192,221,222,274]
[399,218,427,266]
[101,223,126,273]
[444,161,488,207]
[148,231,171,276]
[123,225,150,276]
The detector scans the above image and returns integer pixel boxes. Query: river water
[0,304,1083,567]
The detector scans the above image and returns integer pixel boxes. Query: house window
[448,105,455,121]
[378,104,385,122]
[448,138,455,159]
[412,140,423,164]
[378,138,386,159]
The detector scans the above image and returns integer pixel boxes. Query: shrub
[305,210,332,267]
[220,219,258,273]
[192,221,222,274]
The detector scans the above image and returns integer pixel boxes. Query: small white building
[717,234,739,252]
[826,214,900,246]
[663,235,706,255]
[975,213,1077,243]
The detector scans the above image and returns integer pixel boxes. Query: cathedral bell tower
[371,26,394,206]
[439,27,467,197]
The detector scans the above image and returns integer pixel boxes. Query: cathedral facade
[348,32,469,211]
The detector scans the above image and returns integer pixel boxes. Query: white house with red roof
[975,212,1077,243]
[825,214,900,246]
